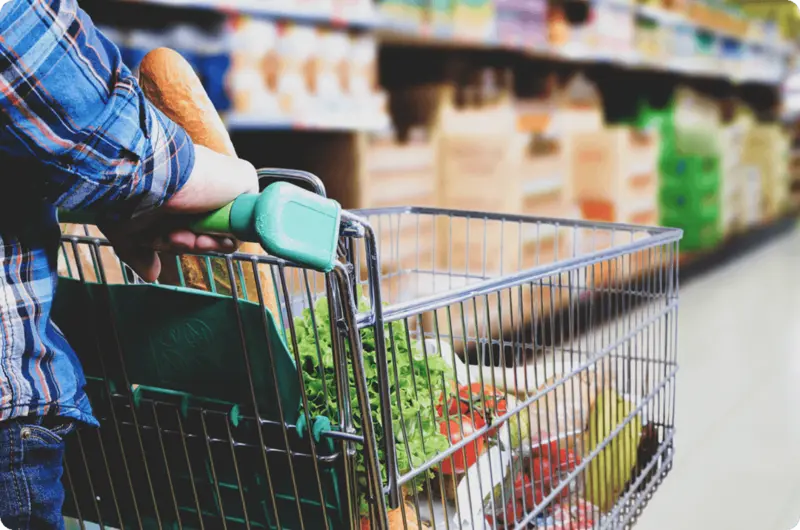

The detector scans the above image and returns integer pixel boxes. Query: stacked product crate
[651,89,724,251]
[741,123,792,220]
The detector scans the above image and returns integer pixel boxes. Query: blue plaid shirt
[0,0,195,425]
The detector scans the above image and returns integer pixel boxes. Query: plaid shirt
[0,0,195,424]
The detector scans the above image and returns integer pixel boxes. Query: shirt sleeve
[0,0,195,221]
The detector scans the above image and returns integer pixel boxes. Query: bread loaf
[138,48,236,156]
[58,223,125,284]
[138,48,280,318]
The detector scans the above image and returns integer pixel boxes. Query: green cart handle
[59,182,344,273]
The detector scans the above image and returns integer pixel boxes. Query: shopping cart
[55,169,682,530]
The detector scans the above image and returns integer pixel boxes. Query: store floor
[635,226,800,530]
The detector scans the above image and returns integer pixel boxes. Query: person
[0,1,258,527]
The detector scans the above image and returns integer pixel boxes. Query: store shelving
[119,0,377,27]
[224,111,390,132]
[78,0,800,295]
[112,0,793,89]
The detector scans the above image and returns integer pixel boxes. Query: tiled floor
[636,227,800,530]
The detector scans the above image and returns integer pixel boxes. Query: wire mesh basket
[55,177,681,530]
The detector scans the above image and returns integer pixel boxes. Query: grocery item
[547,499,599,529]
[138,48,280,316]
[361,502,428,529]
[57,224,126,285]
[452,0,497,42]
[294,295,452,515]
[227,17,280,115]
[316,29,351,99]
[139,48,236,156]
[275,23,319,119]
[526,367,614,454]
[439,415,486,474]
[583,388,641,512]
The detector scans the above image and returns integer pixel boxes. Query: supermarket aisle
[635,226,800,530]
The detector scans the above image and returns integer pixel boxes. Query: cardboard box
[437,91,526,275]
[364,127,439,272]
[569,127,660,224]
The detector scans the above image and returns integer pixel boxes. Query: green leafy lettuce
[293,295,452,515]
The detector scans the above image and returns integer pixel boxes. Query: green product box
[660,207,722,251]
[675,221,722,251]
[659,154,720,180]
[659,155,721,198]
[660,194,720,224]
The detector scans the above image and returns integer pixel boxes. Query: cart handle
[59,181,348,273]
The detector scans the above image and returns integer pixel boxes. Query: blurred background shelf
[118,0,377,27]
[78,0,800,287]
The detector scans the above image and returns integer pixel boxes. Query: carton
[569,127,660,224]
[364,127,439,272]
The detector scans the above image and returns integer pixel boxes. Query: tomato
[537,442,580,474]
[459,383,506,412]
[530,457,552,488]
[530,447,581,504]
[457,383,507,438]
[514,472,544,507]
[436,381,465,417]
[557,447,581,473]
[439,416,484,475]
[470,411,487,430]
[494,498,523,524]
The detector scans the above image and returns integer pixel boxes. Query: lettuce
[293,295,451,515]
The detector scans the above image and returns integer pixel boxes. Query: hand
[104,145,259,282]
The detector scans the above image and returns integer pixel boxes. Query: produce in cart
[293,294,454,516]
[584,387,641,512]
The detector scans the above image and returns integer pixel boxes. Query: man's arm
[0,0,194,221]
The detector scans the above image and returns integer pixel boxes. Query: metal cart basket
[55,170,682,530]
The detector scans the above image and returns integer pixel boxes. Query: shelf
[224,112,390,133]
[110,1,792,87]
[118,0,377,28]
[379,27,787,86]
[679,212,798,281]
[636,4,791,55]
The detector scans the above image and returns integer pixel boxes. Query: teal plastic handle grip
[59,182,342,272]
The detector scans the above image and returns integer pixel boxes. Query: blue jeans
[0,416,76,530]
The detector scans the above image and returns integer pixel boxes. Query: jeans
[0,416,76,530]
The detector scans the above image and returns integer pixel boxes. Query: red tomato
[557,447,580,473]
[460,383,506,412]
[536,443,581,477]
[470,411,487,430]
[514,472,545,507]
[439,416,484,475]
[458,383,507,438]
[495,498,523,524]
[437,381,465,418]
[530,457,552,488]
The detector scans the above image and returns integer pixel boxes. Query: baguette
[58,223,125,284]
[138,48,280,318]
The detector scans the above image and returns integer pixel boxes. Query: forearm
[0,0,195,221]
